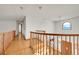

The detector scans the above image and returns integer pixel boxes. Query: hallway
[5,34,33,55]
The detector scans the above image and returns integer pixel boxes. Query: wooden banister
[31,31,79,36]
[30,31,79,55]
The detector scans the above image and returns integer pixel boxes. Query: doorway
[16,18,26,40]
[18,23,23,39]
[19,23,22,33]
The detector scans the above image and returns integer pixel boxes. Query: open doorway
[19,23,22,33]
[16,21,23,39]
[16,17,26,40]
[18,23,23,39]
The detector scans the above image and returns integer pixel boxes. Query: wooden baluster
[35,34,37,54]
[3,33,5,55]
[61,36,62,55]
[39,35,41,55]
[65,36,66,55]
[49,36,50,55]
[43,34,44,55]
[65,36,66,41]
[31,33,33,53]
[40,34,42,55]
[34,34,35,54]
[32,33,34,53]
[30,32,32,48]
[73,36,75,55]
[46,35,48,55]
[69,36,71,42]
[33,33,35,53]
[77,36,78,55]
[49,36,51,55]
[35,34,36,54]
[41,34,43,55]
[57,36,58,55]
[39,34,40,54]
[38,34,39,54]
[36,34,38,54]
[32,33,34,52]
[39,34,41,55]
[48,36,50,55]
[33,33,34,51]
[53,36,55,55]
[69,36,71,55]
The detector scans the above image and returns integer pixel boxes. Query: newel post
[30,32,32,48]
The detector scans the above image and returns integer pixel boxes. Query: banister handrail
[30,31,79,55]
[30,31,79,36]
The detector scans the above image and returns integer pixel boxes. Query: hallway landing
[5,35,33,55]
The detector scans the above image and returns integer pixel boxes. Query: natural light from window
[63,22,71,30]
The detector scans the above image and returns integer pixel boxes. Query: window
[63,22,72,30]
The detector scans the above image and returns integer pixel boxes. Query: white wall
[0,20,16,32]
[25,16,55,39]
[40,19,55,33]
[54,18,79,34]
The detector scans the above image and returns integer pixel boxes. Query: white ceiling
[0,4,79,21]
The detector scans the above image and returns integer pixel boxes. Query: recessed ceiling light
[38,6,42,10]
[19,6,24,10]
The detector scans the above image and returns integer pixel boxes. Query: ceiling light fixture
[38,6,42,10]
[19,6,24,10]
